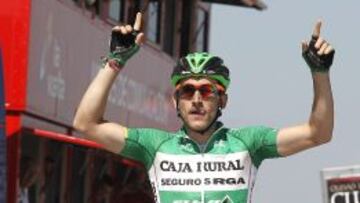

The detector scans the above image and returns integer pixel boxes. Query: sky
[210,0,360,202]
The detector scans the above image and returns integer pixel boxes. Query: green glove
[104,30,140,67]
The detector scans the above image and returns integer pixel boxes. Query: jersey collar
[176,122,228,153]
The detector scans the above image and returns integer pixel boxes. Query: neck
[185,122,218,144]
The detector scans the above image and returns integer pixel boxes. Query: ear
[219,94,228,109]
[172,95,178,109]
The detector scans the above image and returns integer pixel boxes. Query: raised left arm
[277,20,335,156]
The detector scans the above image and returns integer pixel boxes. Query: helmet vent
[171,52,230,89]
[190,58,196,66]
[198,58,205,67]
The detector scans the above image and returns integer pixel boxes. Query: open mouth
[189,109,206,116]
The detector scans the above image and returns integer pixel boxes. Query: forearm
[73,64,120,131]
[71,13,144,153]
[277,21,335,156]
[277,72,334,156]
[308,72,334,143]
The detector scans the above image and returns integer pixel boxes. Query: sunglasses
[175,84,224,100]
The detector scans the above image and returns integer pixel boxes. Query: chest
[148,151,256,192]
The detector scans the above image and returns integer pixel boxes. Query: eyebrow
[181,79,213,85]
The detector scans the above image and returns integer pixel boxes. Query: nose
[192,91,203,104]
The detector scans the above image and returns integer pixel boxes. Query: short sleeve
[236,126,281,168]
[120,128,171,170]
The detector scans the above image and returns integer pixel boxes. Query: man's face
[174,78,227,132]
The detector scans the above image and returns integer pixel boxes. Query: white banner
[321,165,360,203]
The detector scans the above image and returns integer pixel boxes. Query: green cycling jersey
[120,122,281,203]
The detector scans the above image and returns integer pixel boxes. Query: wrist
[107,44,140,67]
[311,71,330,81]
[310,68,329,74]
[104,61,122,73]
[107,59,123,72]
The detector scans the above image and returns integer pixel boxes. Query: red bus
[0,47,6,203]
[0,0,264,202]
[0,0,198,202]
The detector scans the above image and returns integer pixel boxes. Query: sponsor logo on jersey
[149,152,254,192]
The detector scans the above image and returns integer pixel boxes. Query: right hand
[107,12,145,67]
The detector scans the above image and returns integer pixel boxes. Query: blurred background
[1,0,359,202]
[210,1,360,203]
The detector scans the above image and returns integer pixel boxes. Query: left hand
[302,20,335,73]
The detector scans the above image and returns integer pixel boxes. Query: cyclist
[73,13,335,203]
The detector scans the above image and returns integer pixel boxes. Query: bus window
[42,140,63,203]
[89,173,114,203]
[85,0,101,16]
[108,0,125,22]
[19,156,40,203]
[146,0,162,44]
[194,7,209,52]
[20,132,67,203]
[19,133,41,203]
[88,151,115,203]
[70,146,87,203]
[111,161,153,202]
[18,130,154,202]
[162,0,176,56]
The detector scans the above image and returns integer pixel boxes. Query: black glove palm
[302,36,335,72]
[105,30,140,66]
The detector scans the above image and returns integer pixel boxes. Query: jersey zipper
[195,126,224,203]
[201,126,224,153]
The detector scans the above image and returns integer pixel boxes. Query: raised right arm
[73,65,127,153]
[73,13,144,154]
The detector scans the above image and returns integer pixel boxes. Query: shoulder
[127,127,171,137]
[227,125,277,137]
[227,126,280,166]
[126,127,175,145]
[227,125,278,145]
[120,128,177,170]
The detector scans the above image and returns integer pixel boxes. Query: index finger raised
[312,20,322,37]
[133,12,142,31]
